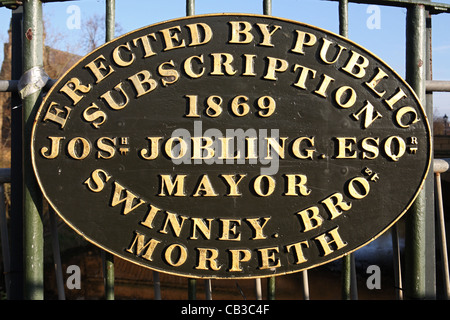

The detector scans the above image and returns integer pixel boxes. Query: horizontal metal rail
[326,0,450,14]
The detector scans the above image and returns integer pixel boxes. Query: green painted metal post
[404,3,435,299]
[102,0,116,301]
[22,0,44,300]
[262,0,276,301]
[338,0,357,301]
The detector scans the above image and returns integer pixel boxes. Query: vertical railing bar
[185,0,197,300]
[391,224,404,300]
[0,183,11,299]
[435,172,450,298]
[301,270,310,300]
[263,0,272,15]
[350,254,358,299]
[23,0,44,300]
[205,279,212,300]
[153,271,161,300]
[404,3,433,299]
[267,277,275,300]
[102,0,116,300]
[338,0,356,300]
[10,6,24,300]
[339,0,349,37]
[188,278,197,300]
[49,208,65,300]
[255,278,262,300]
[262,0,276,301]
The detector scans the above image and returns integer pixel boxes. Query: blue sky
[1,0,450,117]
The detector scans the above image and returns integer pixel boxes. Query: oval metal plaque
[32,14,431,279]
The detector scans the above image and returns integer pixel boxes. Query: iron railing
[0,0,450,300]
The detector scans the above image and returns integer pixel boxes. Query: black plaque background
[32,14,431,279]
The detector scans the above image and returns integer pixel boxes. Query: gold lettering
[395,106,420,128]
[264,57,288,80]
[192,174,218,197]
[246,217,270,240]
[67,137,91,160]
[186,23,213,46]
[336,137,357,159]
[351,100,382,128]
[158,60,180,86]
[100,82,130,110]
[140,137,162,160]
[140,204,162,229]
[258,247,281,270]
[291,30,317,54]
[315,227,347,256]
[191,218,213,240]
[253,175,276,197]
[256,23,281,47]
[229,21,253,44]
[83,169,112,193]
[286,241,309,264]
[40,136,64,159]
[59,77,92,105]
[321,192,352,219]
[341,50,369,78]
[159,174,186,196]
[111,181,145,215]
[284,174,311,196]
[132,33,157,58]
[220,174,246,196]
[319,38,346,64]
[296,206,323,232]
[126,231,161,261]
[184,55,205,79]
[42,102,72,128]
[228,249,251,272]
[210,53,237,76]
[82,103,107,129]
[112,42,136,67]
[164,243,188,267]
[365,67,389,97]
[96,137,116,159]
[219,218,241,241]
[292,64,317,89]
[196,248,221,271]
[384,88,407,110]
[160,212,188,237]
[164,137,188,159]
[84,55,114,83]
[292,137,315,160]
[128,70,157,97]
[347,176,370,199]
[159,25,186,51]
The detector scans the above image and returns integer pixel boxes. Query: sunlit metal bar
[404,2,436,299]
[0,79,56,92]
[426,80,450,92]
[434,158,450,299]
[101,0,116,301]
[22,0,44,300]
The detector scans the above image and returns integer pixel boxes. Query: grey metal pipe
[426,80,450,92]
[0,79,56,93]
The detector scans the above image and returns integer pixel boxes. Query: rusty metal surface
[31,14,431,279]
